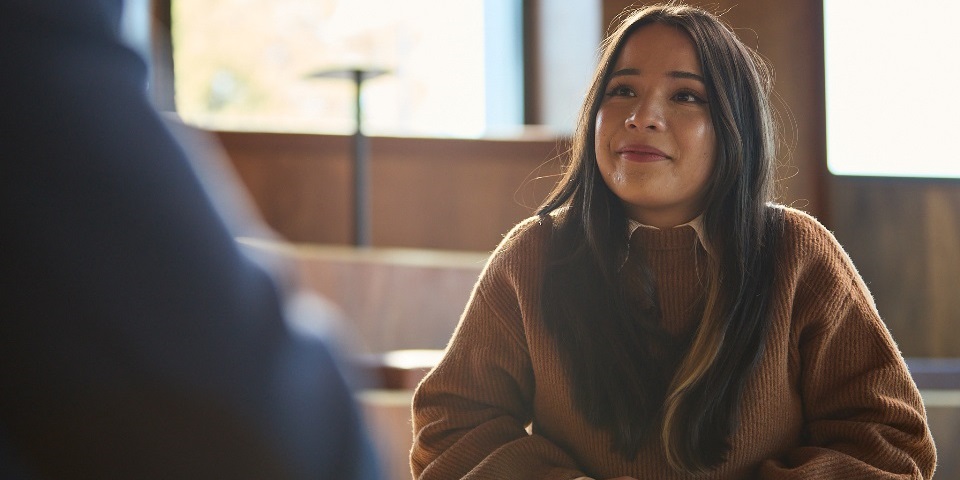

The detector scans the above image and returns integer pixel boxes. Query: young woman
[410,4,936,479]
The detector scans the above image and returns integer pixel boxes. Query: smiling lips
[616,145,671,163]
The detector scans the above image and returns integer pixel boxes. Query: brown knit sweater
[411,206,936,479]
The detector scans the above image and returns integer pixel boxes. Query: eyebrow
[609,67,705,83]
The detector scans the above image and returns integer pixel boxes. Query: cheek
[595,104,627,145]
[594,110,610,146]
[703,125,717,168]
[689,118,715,151]
[691,125,717,190]
[681,114,715,159]
[593,111,613,172]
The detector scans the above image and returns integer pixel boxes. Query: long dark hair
[537,3,783,474]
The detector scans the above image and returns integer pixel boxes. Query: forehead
[613,23,702,74]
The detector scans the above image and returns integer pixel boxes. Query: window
[824,0,960,178]
[171,0,522,138]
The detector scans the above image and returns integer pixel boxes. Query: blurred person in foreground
[411,4,935,479]
[0,0,381,478]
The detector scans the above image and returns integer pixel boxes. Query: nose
[624,98,665,131]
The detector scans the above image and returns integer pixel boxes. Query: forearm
[415,426,585,480]
[412,292,585,479]
[413,368,587,479]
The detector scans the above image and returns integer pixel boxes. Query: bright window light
[172,0,521,138]
[824,0,960,178]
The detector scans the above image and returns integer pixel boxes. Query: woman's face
[595,23,716,228]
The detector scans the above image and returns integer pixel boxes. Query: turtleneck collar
[627,215,714,258]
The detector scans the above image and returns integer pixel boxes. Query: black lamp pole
[309,67,388,247]
[349,68,371,247]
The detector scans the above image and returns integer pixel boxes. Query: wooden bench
[238,238,487,354]
[238,239,483,480]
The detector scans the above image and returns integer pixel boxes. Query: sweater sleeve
[758,215,936,479]
[411,220,587,480]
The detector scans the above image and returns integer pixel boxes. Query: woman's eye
[674,91,706,104]
[605,85,634,97]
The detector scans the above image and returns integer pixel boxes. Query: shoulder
[770,204,878,319]
[484,213,555,277]
[498,213,554,251]
[775,205,837,247]
[773,205,856,277]
[466,214,555,318]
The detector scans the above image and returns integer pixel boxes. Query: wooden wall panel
[218,132,353,243]
[830,177,960,357]
[218,131,563,252]
[369,136,562,250]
